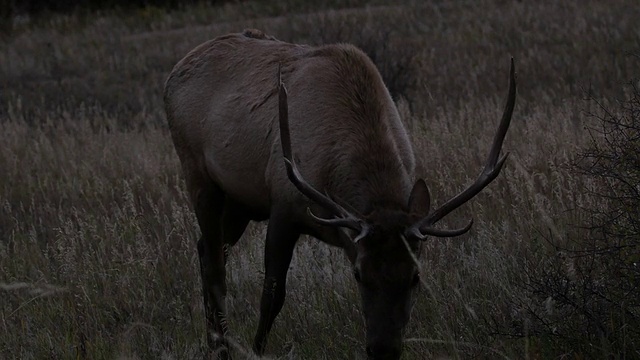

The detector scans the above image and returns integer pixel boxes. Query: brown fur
[165,30,418,359]
[165,30,415,232]
[162,29,519,360]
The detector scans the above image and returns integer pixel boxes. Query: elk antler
[277,64,371,243]
[406,58,517,240]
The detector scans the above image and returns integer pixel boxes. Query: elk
[164,28,516,360]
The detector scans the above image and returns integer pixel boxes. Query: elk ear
[408,179,430,215]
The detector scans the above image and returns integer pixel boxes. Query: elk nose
[366,343,402,360]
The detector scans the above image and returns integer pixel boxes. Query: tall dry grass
[1,0,639,358]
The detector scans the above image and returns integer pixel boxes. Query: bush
[510,54,640,357]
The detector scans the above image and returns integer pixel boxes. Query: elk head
[277,60,517,360]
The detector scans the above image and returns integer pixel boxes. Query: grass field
[1,0,639,358]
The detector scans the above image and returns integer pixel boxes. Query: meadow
[1,0,639,358]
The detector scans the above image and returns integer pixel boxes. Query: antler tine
[406,219,474,240]
[487,57,517,167]
[306,209,371,242]
[410,58,517,238]
[277,65,365,234]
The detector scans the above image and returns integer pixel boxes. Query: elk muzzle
[361,286,412,360]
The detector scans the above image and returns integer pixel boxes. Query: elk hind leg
[191,179,229,359]
[220,199,251,264]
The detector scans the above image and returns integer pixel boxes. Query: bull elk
[164,29,516,360]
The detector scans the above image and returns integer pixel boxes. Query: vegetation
[513,64,640,356]
[1,0,638,358]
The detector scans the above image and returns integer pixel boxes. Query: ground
[1,0,638,358]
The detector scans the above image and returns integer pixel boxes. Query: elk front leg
[252,211,299,355]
